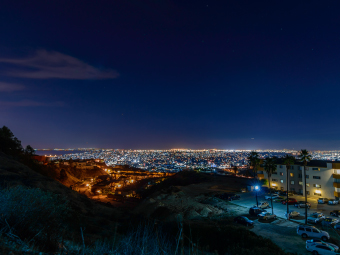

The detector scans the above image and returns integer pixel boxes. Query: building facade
[260,160,340,200]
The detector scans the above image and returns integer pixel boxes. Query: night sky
[1,1,340,150]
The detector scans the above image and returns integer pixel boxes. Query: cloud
[0,100,65,107]
[0,50,119,80]
[0,82,25,92]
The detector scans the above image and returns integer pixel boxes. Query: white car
[256,202,269,209]
[285,210,300,218]
[264,194,279,200]
[258,212,276,220]
[307,239,339,251]
[306,240,339,255]
[308,212,326,224]
[297,225,330,241]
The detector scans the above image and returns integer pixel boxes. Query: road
[231,192,340,223]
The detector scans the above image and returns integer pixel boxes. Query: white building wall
[264,163,336,199]
[306,166,334,198]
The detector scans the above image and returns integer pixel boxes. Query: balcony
[333,174,340,179]
[333,163,340,169]
[335,191,340,198]
[334,183,340,188]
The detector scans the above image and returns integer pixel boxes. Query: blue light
[255,185,259,190]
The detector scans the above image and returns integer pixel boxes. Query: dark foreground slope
[0,152,125,253]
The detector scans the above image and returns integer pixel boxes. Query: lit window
[313,184,321,188]
[290,173,294,177]
[280,172,283,176]
[280,180,284,183]
[291,181,294,185]
[299,181,303,185]
[306,183,310,187]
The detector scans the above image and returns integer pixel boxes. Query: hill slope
[0,152,125,240]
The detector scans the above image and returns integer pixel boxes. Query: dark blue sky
[1,0,340,150]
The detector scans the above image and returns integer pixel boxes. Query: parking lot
[227,191,340,254]
[231,192,340,223]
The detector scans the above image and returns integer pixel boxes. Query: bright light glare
[255,185,259,190]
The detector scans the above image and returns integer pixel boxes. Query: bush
[83,222,175,255]
[0,185,70,252]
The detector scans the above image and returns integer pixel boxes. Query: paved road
[231,192,340,223]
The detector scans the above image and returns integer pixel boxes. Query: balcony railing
[333,174,340,179]
[333,182,340,188]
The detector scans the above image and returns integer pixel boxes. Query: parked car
[281,198,298,205]
[249,207,266,216]
[264,194,280,200]
[297,225,330,241]
[279,191,295,196]
[334,223,340,230]
[258,212,276,220]
[310,212,326,219]
[318,198,330,204]
[306,240,339,255]
[234,216,254,226]
[256,201,269,209]
[308,212,325,224]
[294,201,311,208]
[285,210,300,218]
[273,196,285,202]
[328,199,339,205]
[307,239,339,251]
[322,217,339,226]
[330,210,340,217]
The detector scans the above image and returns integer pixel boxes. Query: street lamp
[255,185,259,207]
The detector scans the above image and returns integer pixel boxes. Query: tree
[0,126,23,156]
[248,151,260,179]
[264,157,277,214]
[261,179,268,186]
[299,149,311,224]
[24,145,36,156]
[283,154,295,219]
[232,166,238,175]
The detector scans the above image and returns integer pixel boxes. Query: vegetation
[140,171,212,198]
[0,186,70,252]
[299,149,312,224]
[283,154,295,217]
[264,157,277,214]
[248,151,260,178]
[232,166,238,175]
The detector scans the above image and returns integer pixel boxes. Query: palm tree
[283,154,295,219]
[232,166,238,175]
[264,157,277,214]
[299,149,311,224]
[248,151,260,179]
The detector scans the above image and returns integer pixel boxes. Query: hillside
[0,152,126,252]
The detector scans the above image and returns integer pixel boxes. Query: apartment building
[258,160,340,199]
